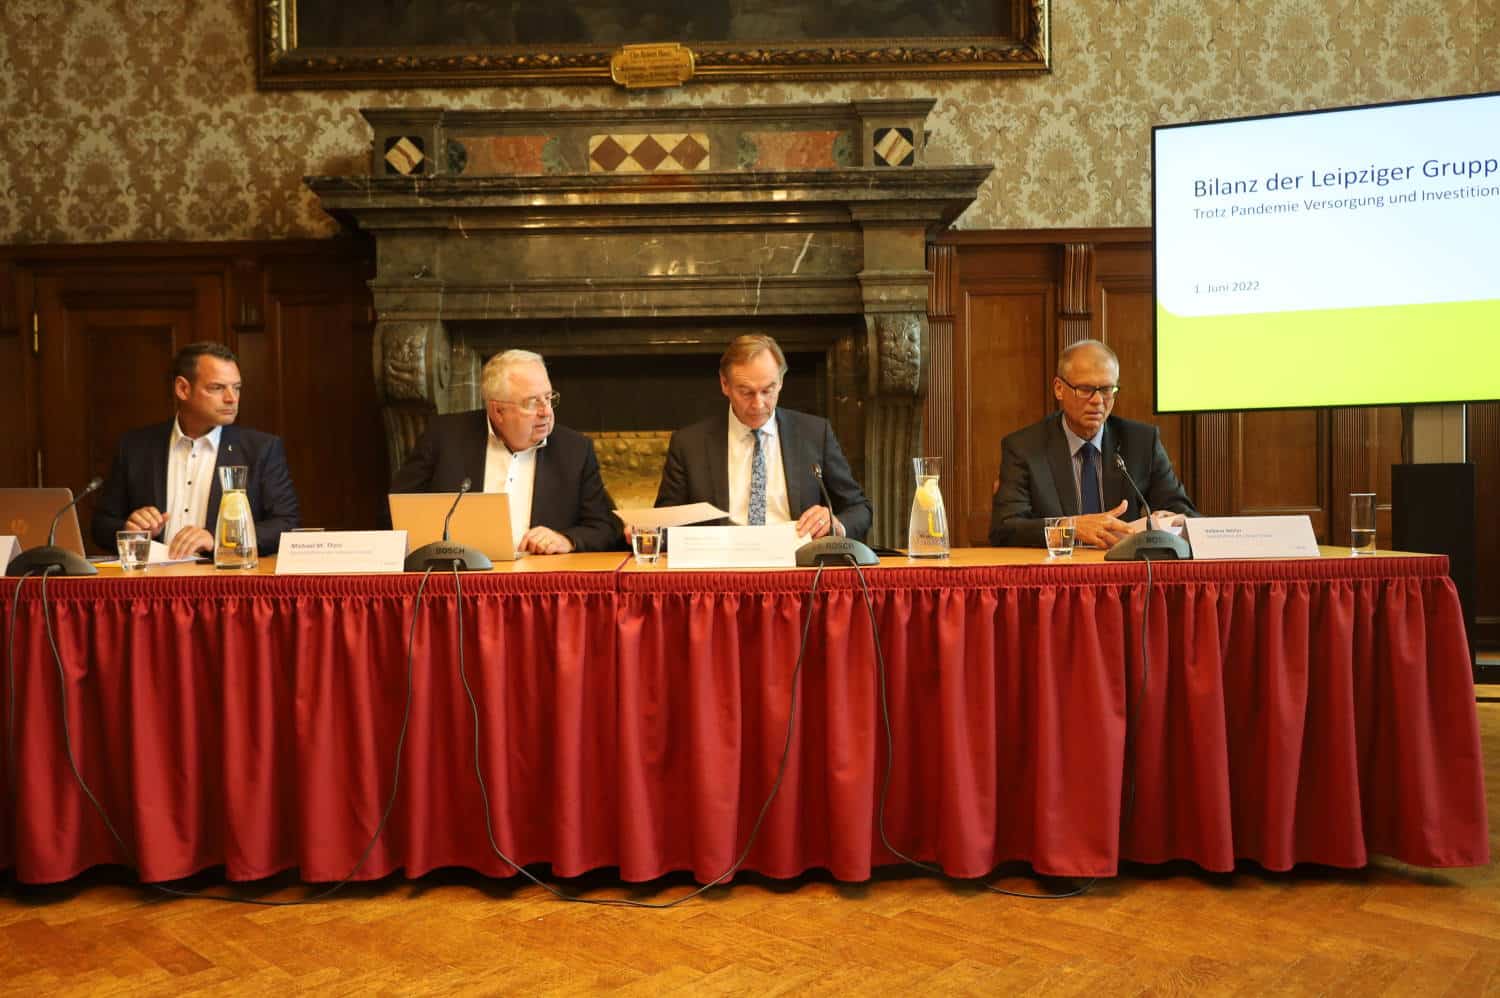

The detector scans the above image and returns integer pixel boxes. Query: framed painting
[256,0,1049,89]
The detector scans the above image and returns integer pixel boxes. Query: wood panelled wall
[3,233,1494,645]
[930,229,1499,647]
[0,240,385,545]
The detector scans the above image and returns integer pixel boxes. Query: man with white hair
[391,349,622,554]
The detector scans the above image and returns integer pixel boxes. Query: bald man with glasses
[989,339,1196,549]
[390,349,623,554]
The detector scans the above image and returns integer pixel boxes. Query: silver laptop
[388,492,518,562]
[0,487,89,556]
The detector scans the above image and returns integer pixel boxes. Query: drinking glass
[116,530,150,572]
[1350,492,1376,556]
[631,526,663,564]
[1044,516,1075,558]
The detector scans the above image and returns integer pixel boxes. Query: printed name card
[1184,516,1320,560]
[0,536,18,569]
[275,531,408,575]
[667,524,800,569]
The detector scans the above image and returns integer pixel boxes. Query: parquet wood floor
[4,704,1499,996]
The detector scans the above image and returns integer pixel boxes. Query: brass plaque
[609,43,696,89]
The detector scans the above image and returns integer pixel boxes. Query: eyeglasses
[495,391,560,413]
[1058,377,1120,401]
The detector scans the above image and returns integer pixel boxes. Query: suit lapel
[775,410,807,514]
[208,424,241,524]
[708,413,731,512]
[149,422,172,512]
[1045,417,1079,516]
[465,411,490,490]
[1101,421,1125,514]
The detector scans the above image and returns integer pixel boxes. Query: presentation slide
[1153,92,1500,412]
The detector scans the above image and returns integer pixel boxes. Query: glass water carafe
[214,464,258,570]
[908,456,949,558]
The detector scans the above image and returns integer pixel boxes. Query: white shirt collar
[486,417,548,455]
[171,418,223,450]
[728,406,778,441]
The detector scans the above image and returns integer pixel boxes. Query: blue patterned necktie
[748,429,767,526]
[1079,442,1102,515]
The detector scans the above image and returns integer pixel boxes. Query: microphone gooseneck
[47,476,104,546]
[441,477,472,542]
[1113,452,1152,519]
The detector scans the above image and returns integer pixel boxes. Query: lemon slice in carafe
[220,492,249,522]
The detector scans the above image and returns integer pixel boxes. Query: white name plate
[668,524,800,569]
[1184,515,1320,560]
[275,531,408,575]
[0,536,18,569]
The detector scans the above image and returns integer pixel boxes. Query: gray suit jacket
[989,413,1196,547]
[655,408,873,542]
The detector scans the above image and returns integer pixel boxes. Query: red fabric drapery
[1,556,1487,884]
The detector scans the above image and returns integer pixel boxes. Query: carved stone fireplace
[306,100,989,545]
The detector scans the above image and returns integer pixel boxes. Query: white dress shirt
[726,408,791,526]
[164,420,222,541]
[483,422,545,542]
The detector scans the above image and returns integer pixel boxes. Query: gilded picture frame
[256,0,1049,89]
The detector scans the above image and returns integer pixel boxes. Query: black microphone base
[796,536,879,567]
[404,542,493,572]
[1105,529,1192,562]
[7,546,99,577]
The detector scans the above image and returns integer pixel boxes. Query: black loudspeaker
[1391,463,1477,671]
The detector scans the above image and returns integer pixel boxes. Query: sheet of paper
[275,531,408,575]
[1127,513,1186,535]
[1184,515,1320,559]
[147,540,204,565]
[0,535,18,568]
[615,503,729,530]
[667,524,800,569]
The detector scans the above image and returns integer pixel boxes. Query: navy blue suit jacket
[989,413,1196,547]
[91,422,302,555]
[654,408,873,541]
[390,411,624,553]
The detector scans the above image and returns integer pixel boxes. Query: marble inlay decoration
[872,127,916,168]
[588,133,710,173]
[383,137,425,176]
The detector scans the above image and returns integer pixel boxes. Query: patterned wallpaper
[0,1,1495,243]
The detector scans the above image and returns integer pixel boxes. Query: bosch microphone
[403,477,493,572]
[794,464,878,567]
[8,477,104,577]
[1103,453,1191,561]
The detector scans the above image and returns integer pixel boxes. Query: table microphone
[795,464,878,567]
[7,477,104,577]
[1104,453,1191,561]
[403,477,493,572]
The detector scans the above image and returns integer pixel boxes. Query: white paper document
[0,536,18,568]
[1127,513,1186,535]
[1184,515,1320,560]
[667,524,801,569]
[615,503,729,530]
[147,540,204,565]
[275,531,408,575]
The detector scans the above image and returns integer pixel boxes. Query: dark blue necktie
[1079,442,1102,515]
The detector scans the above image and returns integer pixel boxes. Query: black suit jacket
[91,422,302,555]
[654,408,873,542]
[989,413,1196,547]
[390,411,623,553]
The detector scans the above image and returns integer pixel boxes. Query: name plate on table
[1184,516,1320,560]
[668,524,800,569]
[275,531,407,575]
[0,536,18,569]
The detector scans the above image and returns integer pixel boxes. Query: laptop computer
[388,492,518,562]
[0,487,89,557]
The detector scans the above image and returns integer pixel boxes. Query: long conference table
[0,548,1488,885]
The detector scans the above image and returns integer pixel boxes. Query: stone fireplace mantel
[306,100,990,545]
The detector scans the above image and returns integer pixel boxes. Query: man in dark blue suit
[92,342,301,557]
[655,335,872,541]
[390,350,623,554]
[990,339,1195,548]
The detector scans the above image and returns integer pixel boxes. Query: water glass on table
[116,530,150,572]
[1044,516,1075,558]
[1350,492,1377,555]
[631,526,663,564]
